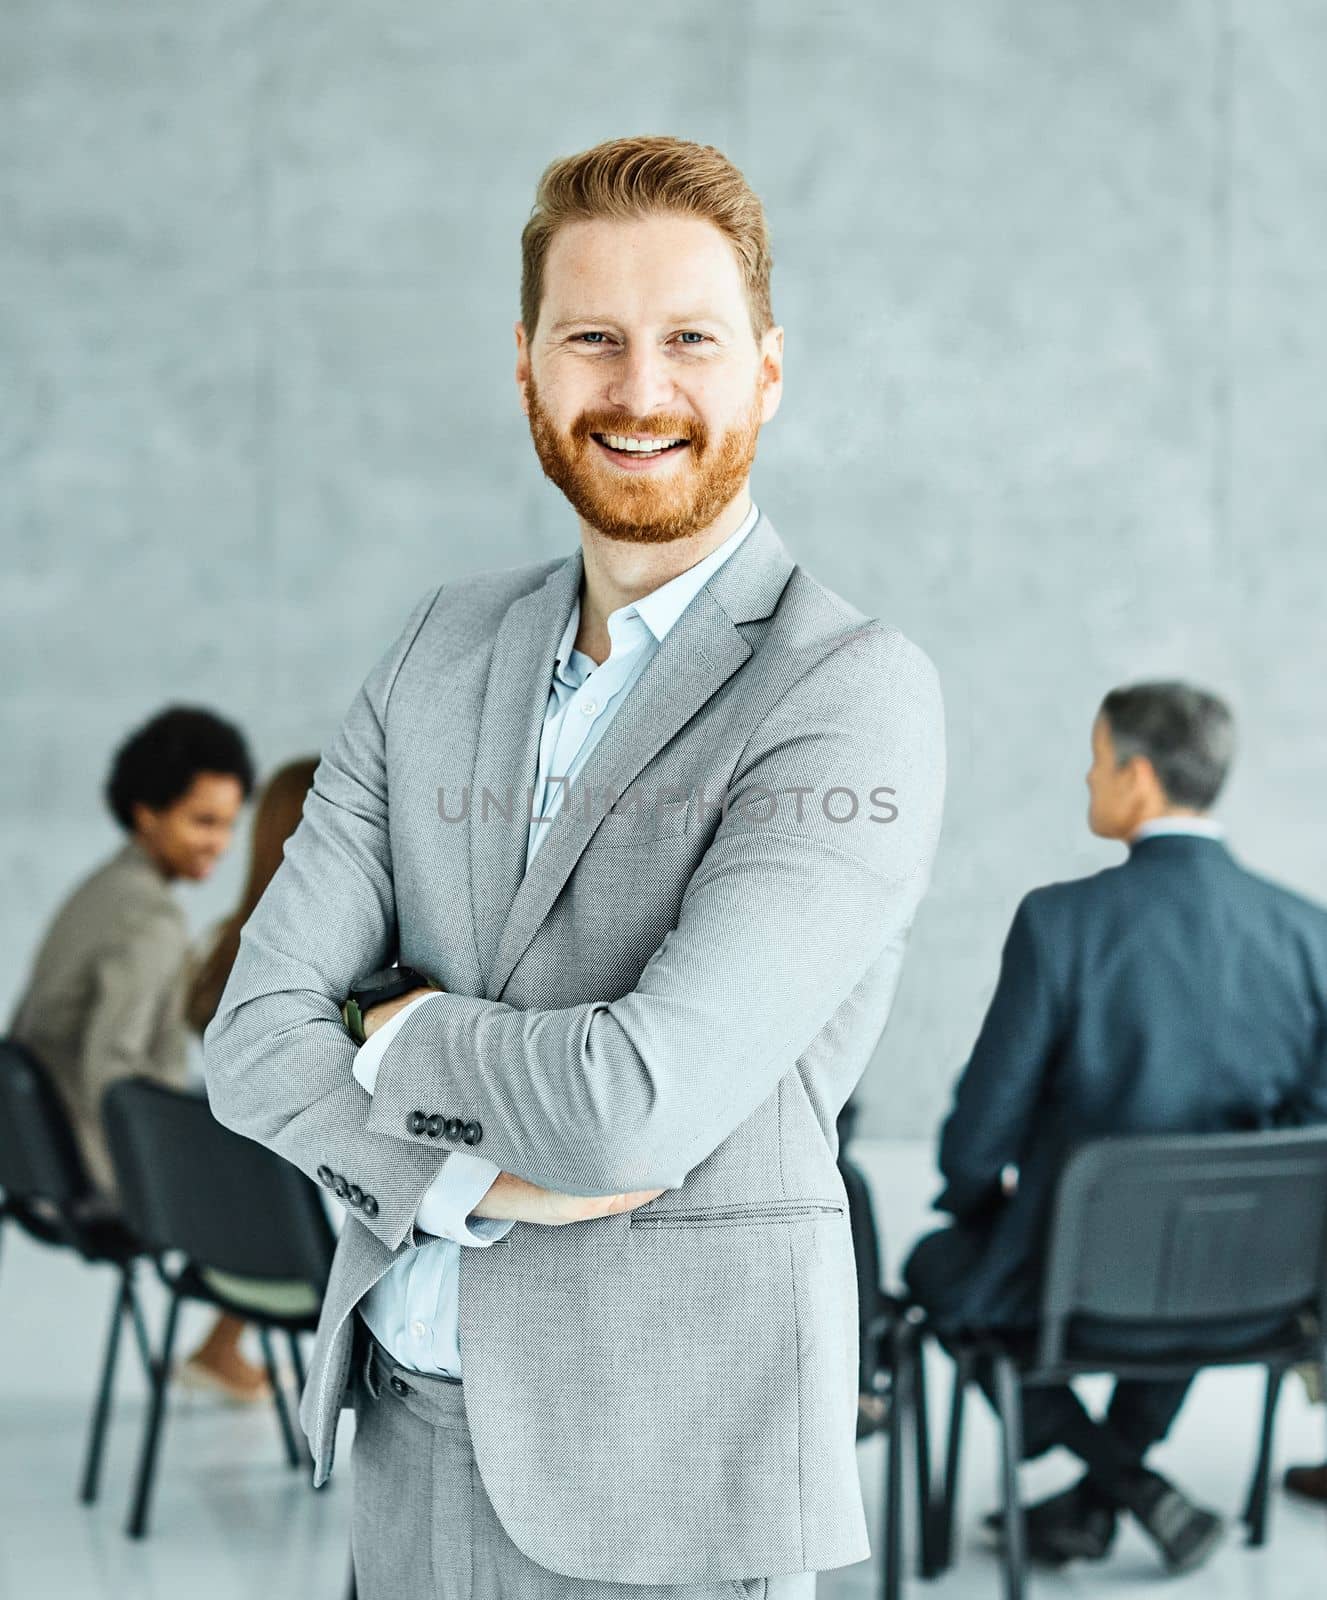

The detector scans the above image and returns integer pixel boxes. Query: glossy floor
[0,1140,1322,1598]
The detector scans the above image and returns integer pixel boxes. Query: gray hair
[1098,681,1235,810]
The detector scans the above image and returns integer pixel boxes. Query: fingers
[604,1187,667,1213]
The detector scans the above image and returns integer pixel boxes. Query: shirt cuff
[416,1151,515,1246]
[351,990,442,1096]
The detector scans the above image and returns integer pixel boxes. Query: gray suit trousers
[351,1325,817,1600]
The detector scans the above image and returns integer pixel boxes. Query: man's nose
[604,343,676,419]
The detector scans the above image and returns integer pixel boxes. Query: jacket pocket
[629,1198,845,1230]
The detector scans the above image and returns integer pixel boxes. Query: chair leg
[126,1269,153,1378]
[126,1288,183,1539]
[935,1347,974,1573]
[992,1355,1026,1600]
[258,1325,301,1468]
[880,1330,904,1600]
[909,1322,938,1579]
[1243,1364,1285,1547]
[79,1273,130,1504]
[287,1329,307,1395]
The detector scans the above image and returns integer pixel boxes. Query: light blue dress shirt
[1128,815,1226,844]
[352,502,761,1375]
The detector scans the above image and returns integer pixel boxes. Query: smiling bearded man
[203,134,946,1600]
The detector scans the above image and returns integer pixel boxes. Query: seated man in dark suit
[906,680,1327,1573]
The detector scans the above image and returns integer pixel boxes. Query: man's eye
[675,331,708,345]
[575,332,609,345]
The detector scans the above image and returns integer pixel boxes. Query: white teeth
[600,434,685,454]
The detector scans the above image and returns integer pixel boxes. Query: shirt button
[410,1320,429,1342]
[581,698,598,716]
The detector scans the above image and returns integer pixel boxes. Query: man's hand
[356,991,666,1225]
[469,1170,667,1227]
[363,984,441,1040]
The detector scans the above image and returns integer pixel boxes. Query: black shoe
[983,1476,1117,1566]
[1115,1468,1224,1575]
[1284,1462,1327,1504]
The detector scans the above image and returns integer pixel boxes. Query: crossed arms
[202,585,946,1254]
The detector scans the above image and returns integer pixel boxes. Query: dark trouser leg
[905,1226,1193,1499]
[992,1375,1193,1507]
[972,1370,1126,1480]
[1106,1379,1193,1457]
[905,1228,1084,1468]
[902,1225,991,1331]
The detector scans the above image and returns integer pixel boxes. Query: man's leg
[905,1228,1127,1477]
[901,1224,989,1333]
[984,1373,1145,1490]
[1105,1378,1194,1462]
[349,1341,459,1599]
[352,1330,818,1599]
[977,1376,1225,1573]
[1024,1377,1222,1576]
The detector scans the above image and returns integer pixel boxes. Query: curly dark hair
[104,706,255,832]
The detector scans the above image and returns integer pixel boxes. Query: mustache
[569,410,709,452]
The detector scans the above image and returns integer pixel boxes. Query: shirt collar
[552,502,760,678]
[1129,815,1227,845]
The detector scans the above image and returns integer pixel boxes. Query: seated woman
[8,706,265,1400]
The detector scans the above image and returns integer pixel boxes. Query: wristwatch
[341,963,436,1045]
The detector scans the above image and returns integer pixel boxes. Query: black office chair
[102,1077,338,1539]
[0,1037,153,1505]
[840,1148,936,1600]
[929,1127,1327,1600]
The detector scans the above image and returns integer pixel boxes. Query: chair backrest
[0,1036,95,1210]
[102,1077,335,1290]
[1039,1126,1327,1366]
[839,1152,886,1378]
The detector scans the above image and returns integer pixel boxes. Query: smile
[592,433,691,466]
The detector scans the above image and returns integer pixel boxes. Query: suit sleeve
[202,584,453,1254]
[934,893,1065,1219]
[363,622,947,1195]
[354,992,509,1243]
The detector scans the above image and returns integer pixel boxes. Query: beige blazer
[9,835,193,1198]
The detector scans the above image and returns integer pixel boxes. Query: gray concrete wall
[3,1,1324,1140]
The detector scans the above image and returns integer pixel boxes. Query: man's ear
[1126,754,1160,805]
[758,324,784,425]
[515,321,531,416]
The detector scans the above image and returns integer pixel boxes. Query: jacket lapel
[469,514,797,1002]
[468,548,582,1001]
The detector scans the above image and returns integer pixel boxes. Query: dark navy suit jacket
[928,833,1327,1331]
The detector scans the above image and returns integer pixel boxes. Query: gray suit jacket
[202,514,946,1585]
[9,836,192,1200]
